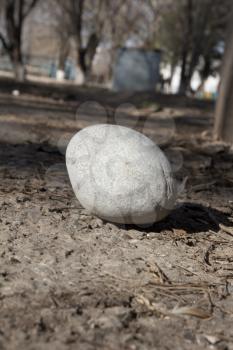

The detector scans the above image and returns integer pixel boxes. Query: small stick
[148,261,171,285]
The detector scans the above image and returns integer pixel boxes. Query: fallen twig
[147,261,171,285]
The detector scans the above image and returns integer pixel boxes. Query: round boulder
[66,124,176,225]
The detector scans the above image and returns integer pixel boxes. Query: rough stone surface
[66,124,176,224]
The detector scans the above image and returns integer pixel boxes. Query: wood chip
[219,224,233,237]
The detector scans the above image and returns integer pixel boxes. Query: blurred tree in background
[0,0,231,92]
[0,0,40,81]
[157,0,231,94]
[44,0,233,90]
[51,0,162,81]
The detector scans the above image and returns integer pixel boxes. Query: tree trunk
[214,8,233,143]
[76,38,99,84]
[85,33,99,77]
[179,0,193,94]
[170,60,176,85]
[76,48,86,83]
[58,41,70,71]
[11,46,25,82]
[13,61,25,81]
[185,1,211,92]
[5,0,25,81]
[179,50,189,94]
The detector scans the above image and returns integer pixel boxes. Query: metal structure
[113,48,161,92]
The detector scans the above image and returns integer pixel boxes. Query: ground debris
[0,90,233,349]
[136,295,212,319]
[219,224,233,237]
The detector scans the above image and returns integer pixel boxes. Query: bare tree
[157,0,231,94]
[53,0,101,79]
[178,0,230,94]
[214,7,233,143]
[0,0,40,80]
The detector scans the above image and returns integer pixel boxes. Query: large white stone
[66,124,176,225]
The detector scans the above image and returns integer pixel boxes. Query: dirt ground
[0,79,233,350]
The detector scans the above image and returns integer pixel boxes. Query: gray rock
[66,124,176,225]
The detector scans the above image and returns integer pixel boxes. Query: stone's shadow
[117,202,232,234]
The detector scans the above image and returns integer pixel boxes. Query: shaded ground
[0,80,233,350]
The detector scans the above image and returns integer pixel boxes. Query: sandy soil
[0,81,233,350]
